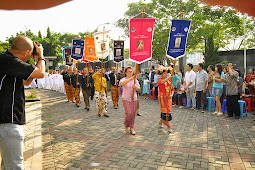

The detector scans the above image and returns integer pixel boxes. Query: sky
[0,0,141,42]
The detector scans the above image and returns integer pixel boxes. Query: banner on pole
[166,19,191,60]
[83,37,98,62]
[64,48,73,66]
[113,40,124,63]
[94,31,110,59]
[129,18,155,64]
[71,39,85,60]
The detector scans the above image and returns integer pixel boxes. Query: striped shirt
[224,71,238,95]
[195,69,208,91]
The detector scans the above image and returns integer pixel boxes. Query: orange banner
[83,37,98,62]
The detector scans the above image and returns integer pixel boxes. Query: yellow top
[92,71,107,93]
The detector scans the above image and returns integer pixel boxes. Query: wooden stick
[76,61,79,85]
[87,61,90,84]
[116,63,118,88]
[132,8,145,100]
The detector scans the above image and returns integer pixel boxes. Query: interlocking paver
[34,89,255,169]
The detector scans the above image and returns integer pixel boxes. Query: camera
[32,42,39,56]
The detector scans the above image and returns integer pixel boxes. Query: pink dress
[120,77,140,128]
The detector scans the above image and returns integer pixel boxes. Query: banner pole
[116,63,118,88]
[87,61,90,84]
[132,8,145,100]
[100,26,105,90]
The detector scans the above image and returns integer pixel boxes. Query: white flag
[94,31,110,59]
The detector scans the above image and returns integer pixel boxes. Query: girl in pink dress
[120,67,141,135]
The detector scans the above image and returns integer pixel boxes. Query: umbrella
[0,0,70,10]
[200,0,255,16]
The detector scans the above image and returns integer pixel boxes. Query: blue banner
[166,19,191,60]
[71,40,85,60]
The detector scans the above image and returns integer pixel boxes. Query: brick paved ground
[38,89,255,170]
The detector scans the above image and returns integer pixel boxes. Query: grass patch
[25,88,38,100]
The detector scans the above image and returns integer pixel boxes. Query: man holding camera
[0,35,45,169]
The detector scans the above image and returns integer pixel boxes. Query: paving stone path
[38,89,255,170]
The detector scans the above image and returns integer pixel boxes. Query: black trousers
[154,86,158,99]
[226,95,240,117]
[196,91,207,110]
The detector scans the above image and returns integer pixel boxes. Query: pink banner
[129,18,155,64]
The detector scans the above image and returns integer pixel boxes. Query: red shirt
[158,78,174,95]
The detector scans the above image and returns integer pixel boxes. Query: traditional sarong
[123,100,138,128]
[82,88,91,108]
[158,91,172,128]
[95,91,107,115]
[111,85,120,107]
[64,82,74,102]
[72,86,81,104]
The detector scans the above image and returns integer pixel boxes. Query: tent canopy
[200,0,255,16]
[0,0,70,10]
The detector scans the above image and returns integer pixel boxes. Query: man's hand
[100,82,103,86]
[203,88,206,93]
[87,84,89,87]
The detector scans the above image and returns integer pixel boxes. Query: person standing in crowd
[92,69,109,117]
[71,68,81,107]
[157,66,174,133]
[221,67,227,104]
[105,68,111,92]
[195,63,208,113]
[184,63,196,109]
[223,63,240,118]
[177,69,183,82]
[236,70,243,99]
[244,69,255,95]
[63,67,74,102]
[172,72,181,91]
[109,67,121,109]
[120,67,141,135]
[212,64,225,116]
[80,68,93,111]
[89,67,95,100]
[153,70,159,100]
[149,66,156,91]
[0,36,45,169]
[143,75,150,99]
[207,65,214,97]
[172,71,181,106]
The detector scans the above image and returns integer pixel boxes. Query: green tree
[116,0,254,67]
[0,41,10,54]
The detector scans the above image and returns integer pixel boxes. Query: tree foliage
[116,0,255,66]
[1,28,92,69]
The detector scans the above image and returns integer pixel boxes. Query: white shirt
[184,70,196,89]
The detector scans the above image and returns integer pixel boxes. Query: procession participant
[109,67,121,109]
[120,66,140,135]
[0,36,45,170]
[89,67,95,100]
[71,67,81,107]
[63,67,74,102]
[245,69,255,95]
[157,66,174,133]
[92,69,109,117]
[80,68,93,111]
